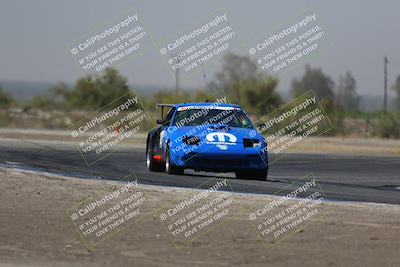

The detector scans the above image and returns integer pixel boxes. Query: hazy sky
[1,0,399,96]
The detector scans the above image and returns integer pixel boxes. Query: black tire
[235,169,268,181]
[146,139,164,172]
[165,146,184,175]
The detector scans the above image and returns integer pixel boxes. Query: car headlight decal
[243,138,260,148]
[183,135,200,145]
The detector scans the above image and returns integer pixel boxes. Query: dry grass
[289,136,400,157]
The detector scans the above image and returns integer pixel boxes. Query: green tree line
[0,53,399,138]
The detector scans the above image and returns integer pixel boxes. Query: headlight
[243,138,260,148]
[183,136,200,145]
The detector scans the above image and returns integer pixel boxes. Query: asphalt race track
[0,139,399,205]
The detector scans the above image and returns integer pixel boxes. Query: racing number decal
[206,133,237,150]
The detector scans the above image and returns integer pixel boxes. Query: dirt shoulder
[0,168,399,267]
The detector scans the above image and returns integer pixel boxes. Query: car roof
[174,102,242,108]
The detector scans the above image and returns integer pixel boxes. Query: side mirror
[156,119,167,125]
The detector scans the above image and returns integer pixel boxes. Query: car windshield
[172,107,252,128]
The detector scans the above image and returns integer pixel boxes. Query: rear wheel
[235,170,268,181]
[165,147,184,175]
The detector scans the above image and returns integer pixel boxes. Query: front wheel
[146,140,164,172]
[235,170,268,181]
[165,147,184,175]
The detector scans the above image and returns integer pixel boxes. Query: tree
[210,53,282,115]
[291,65,345,135]
[28,96,54,109]
[153,90,191,106]
[392,74,400,112]
[336,71,359,112]
[26,83,68,110]
[149,89,221,111]
[228,77,282,116]
[291,65,335,100]
[60,68,133,110]
[0,86,15,108]
[210,53,258,93]
[372,113,400,139]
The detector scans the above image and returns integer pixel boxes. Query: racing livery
[146,102,268,180]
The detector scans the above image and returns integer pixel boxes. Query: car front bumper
[169,147,268,172]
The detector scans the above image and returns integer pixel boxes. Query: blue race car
[146,102,268,180]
